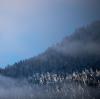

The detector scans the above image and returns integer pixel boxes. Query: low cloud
[53,21,100,56]
[55,41,100,56]
[0,75,99,99]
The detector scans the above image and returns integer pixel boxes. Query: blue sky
[0,0,100,67]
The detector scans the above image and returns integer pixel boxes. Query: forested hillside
[1,21,100,78]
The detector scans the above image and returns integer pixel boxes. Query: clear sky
[0,0,100,67]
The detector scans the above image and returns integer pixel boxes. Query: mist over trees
[0,70,100,99]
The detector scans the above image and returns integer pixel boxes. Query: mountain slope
[1,20,100,78]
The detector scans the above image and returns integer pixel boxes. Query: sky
[0,0,100,67]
